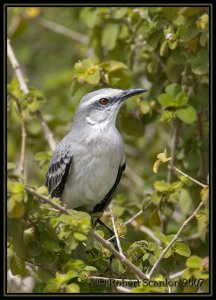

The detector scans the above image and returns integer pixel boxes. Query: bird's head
[73,88,147,127]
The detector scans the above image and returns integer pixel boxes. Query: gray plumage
[46,88,146,213]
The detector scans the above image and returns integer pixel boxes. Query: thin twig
[131,221,161,246]
[25,187,148,280]
[7,38,57,151]
[92,231,147,280]
[197,112,206,177]
[7,38,28,175]
[168,162,208,189]
[169,268,187,280]
[16,102,27,175]
[37,17,88,45]
[7,38,29,94]
[35,111,56,151]
[25,186,72,214]
[116,286,131,293]
[109,208,124,256]
[147,201,204,278]
[167,119,181,183]
[124,210,143,226]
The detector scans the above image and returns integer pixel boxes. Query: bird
[45,88,147,245]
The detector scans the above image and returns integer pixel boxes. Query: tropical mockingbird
[46,88,146,245]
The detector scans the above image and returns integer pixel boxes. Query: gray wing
[46,146,73,198]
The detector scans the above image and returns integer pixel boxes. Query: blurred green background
[7,6,209,293]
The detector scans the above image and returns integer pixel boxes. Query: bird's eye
[98,98,109,106]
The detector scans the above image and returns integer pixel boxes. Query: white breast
[61,127,124,211]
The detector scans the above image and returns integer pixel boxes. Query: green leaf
[101,60,128,73]
[8,197,25,219]
[173,15,186,26]
[179,189,193,215]
[41,239,61,252]
[28,100,40,112]
[27,240,42,257]
[43,278,61,293]
[186,255,202,269]
[65,283,80,293]
[173,242,191,257]
[160,40,168,57]
[154,231,168,244]
[84,265,97,272]
[157,149,171,162]
[175,91,189,106]
[165,83,181,98]
[178,24,199,42]
[85,66,101,84]
[73,232,87,241]
[7,162,16,170]
[102,23,119,50]
[197,213,208,242]
[170,180,183,190]
[160,202,174,217]
[12,183,24,194]
[74,57,101,85]
[189,49,209,75]
[201,187,209,203]
[80,8,99,28]
[113,206,125,217]
[163,248,172,258]
[10,255,28,276]
[153,159,161,174]
[34,151,52,161]
[158,93,174,108]
[113,7,128,19]
[162,7,180,20]
[176,105,197,124]
[154,180,171,192]
[160,110,174,122]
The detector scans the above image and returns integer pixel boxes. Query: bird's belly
[61,153,121,211]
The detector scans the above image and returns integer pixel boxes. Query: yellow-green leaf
[173,242,191,257]
[201,187,209,202]
[102,23,119,50]
[153,159,161,173]
[186,255,202,269]
[176,105,197,124]
[154,180,171,192]
[65,283,80,293]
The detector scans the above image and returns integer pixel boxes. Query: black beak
[118,88,147,102]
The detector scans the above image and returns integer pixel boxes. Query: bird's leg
[96,218,119,252]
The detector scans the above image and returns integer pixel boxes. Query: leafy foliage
[7,6,209,294]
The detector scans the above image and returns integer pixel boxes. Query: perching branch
[25,187,148,280]
[7,38,56,152]
[147,200,204,278]
[168,162,208,189]
[109,208,124,256]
